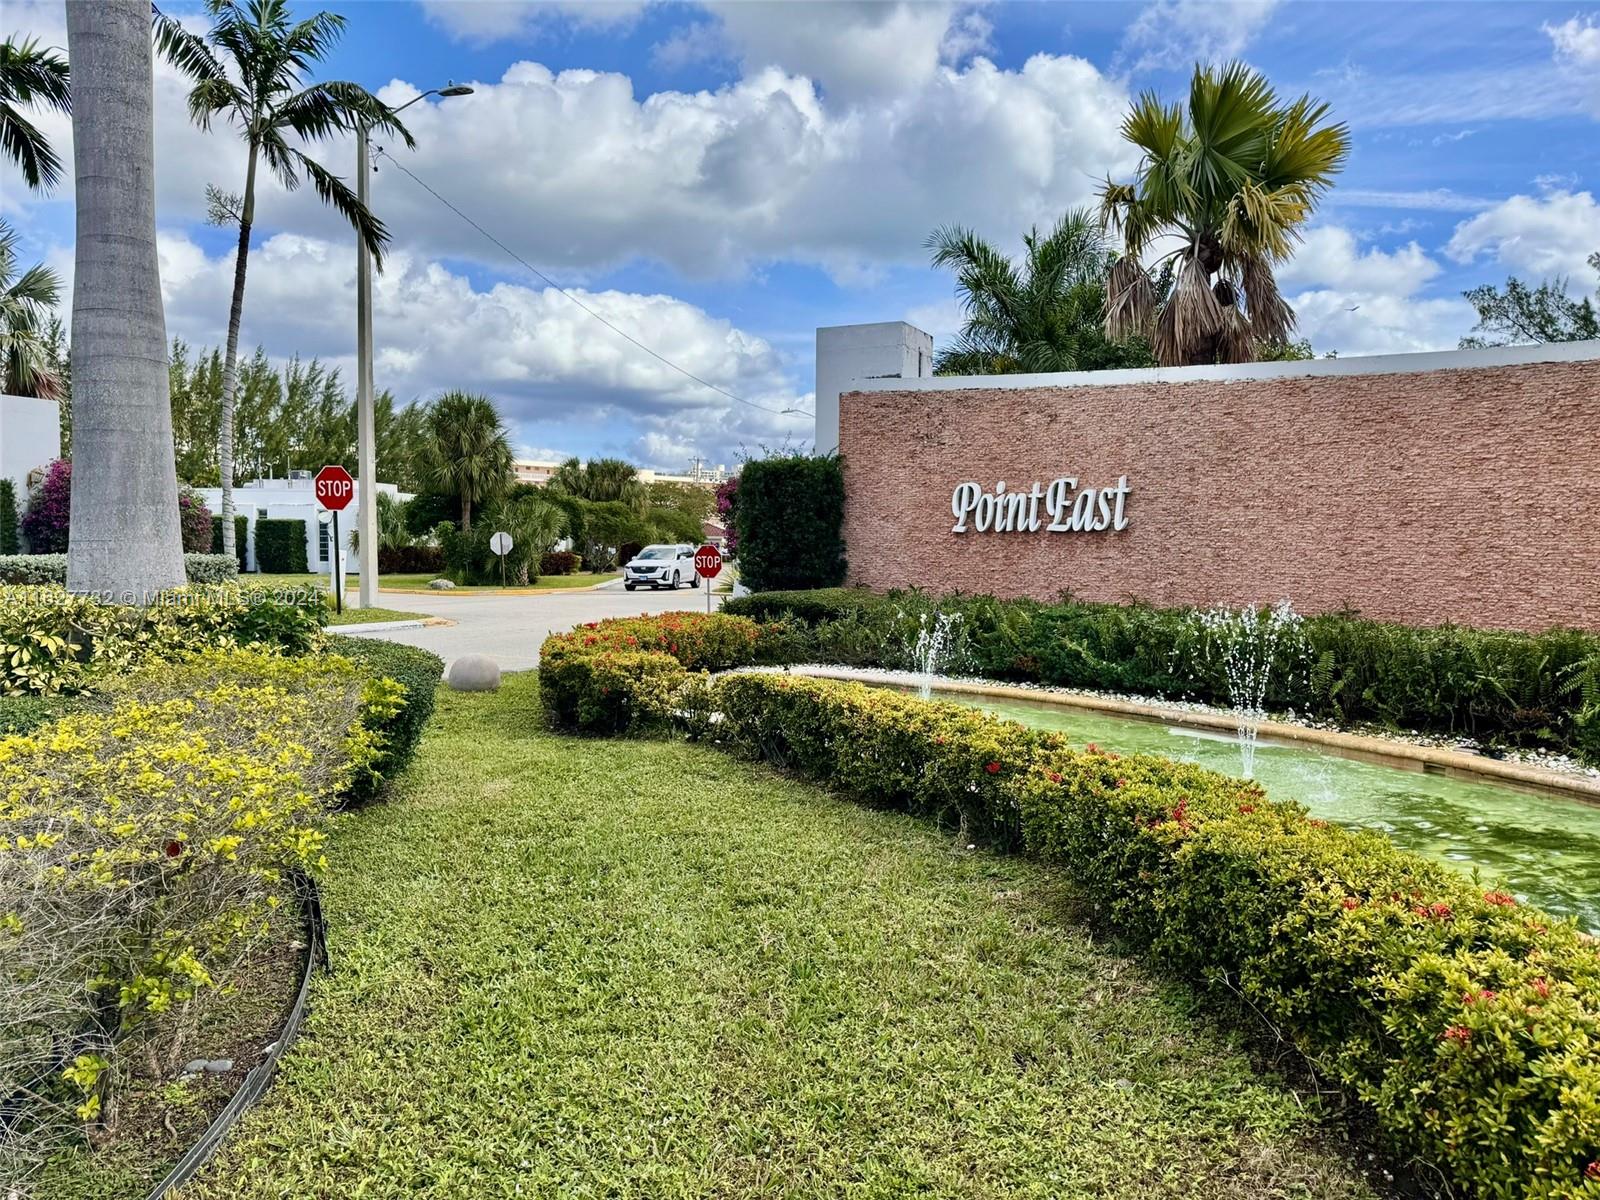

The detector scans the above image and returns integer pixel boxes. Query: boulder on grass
[447,654,500,692]
[428,578,455,590]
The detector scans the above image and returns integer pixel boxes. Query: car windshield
[635,547,674,560]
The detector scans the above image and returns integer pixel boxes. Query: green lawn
[244,571,618,592]
[107,671,1374,1200]
[323,605,422,626]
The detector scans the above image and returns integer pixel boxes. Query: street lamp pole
[355,83,472,609]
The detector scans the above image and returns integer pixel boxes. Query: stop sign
[314,465,355,511]
[693,544,722,578]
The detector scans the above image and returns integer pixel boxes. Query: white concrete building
[195,473,402,575]
[1,393,62,497]
[814,322,934,455]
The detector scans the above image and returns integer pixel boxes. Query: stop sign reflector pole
[313,466,354,615]
[694,543,721,613]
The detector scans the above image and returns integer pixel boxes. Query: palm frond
[1242,254,1295,343]
[1153,253,1223,367]
[274,82,416,150]
[0,36,70,191]
[292,148,390,263]
[154,10,229,86]
[1104,254,1154,343]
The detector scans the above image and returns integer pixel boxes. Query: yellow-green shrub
[0,583,327,697]
[0,649,393,1148]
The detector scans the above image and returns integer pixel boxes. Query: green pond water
[934,689,1600,932]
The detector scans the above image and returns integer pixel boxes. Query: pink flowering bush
[714,475,738,554]
[19,458,71,553]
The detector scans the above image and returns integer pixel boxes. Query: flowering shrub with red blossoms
[537,611,1600,1199]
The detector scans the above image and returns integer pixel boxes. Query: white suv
[622,544,700,591]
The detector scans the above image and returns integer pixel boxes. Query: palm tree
[64,0,186,600]
[1,34,71,192]
[1099,62,1349,366]
[0,225,64,398]
[154,0,413,561]
[493,495,566,584]
[926,209,1156,374]
[547,456,646,509]
[426,391,512,532]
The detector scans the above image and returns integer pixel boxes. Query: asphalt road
[336,581,721,671]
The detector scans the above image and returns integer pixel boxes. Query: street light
[355,82,473,609]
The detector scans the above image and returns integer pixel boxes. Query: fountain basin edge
[775,665,1600,807]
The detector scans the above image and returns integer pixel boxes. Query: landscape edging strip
[143,871,328,1200]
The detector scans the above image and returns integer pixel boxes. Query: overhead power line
[373,147,813,420]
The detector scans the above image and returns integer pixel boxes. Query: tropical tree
[154,0,413,560]
[547,456,646,509]
[0,225,64,398]
[64,0,186,599]
[489,494,566,584]
[1099,62,1349,366]
[926,209,1156,374]
[1,34,70,191]
[1,34,71,400]
[1459,253,1600,348]
[425,390,512,532]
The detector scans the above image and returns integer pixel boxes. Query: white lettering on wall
[952,476,1130,534]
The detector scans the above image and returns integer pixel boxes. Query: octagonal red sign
[314,464,355,511]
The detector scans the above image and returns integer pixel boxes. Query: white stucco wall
[814,322,934,455]
[0,393,62,496]
[195,478,401,574]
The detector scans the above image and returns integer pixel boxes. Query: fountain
[910,611,962,700]
[1195,600,1303,778]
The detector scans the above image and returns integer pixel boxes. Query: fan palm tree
[426,391,512,532]
[0,224,63,398]
[154,0,414,560]
[1,34,70,192]
[547,456,646,510]
[492,495,567,584]
[926,209,1156,374]
[1099,62,1349,366]
[65,0,186,601]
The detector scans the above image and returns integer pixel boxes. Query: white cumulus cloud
[1444,189,1600,282]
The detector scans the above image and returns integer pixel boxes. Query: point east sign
[950,476,1131,535]
[314,465,355,511]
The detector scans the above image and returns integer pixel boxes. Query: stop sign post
[694,543,721,613]
[314,466,354,614]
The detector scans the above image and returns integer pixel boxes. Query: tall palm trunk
[64,0,185,602]
[217,144,257,557]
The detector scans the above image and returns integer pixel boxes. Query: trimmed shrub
[327,636,443,801]
[377,544,444,574]
[733,454,845,592]
[0,553,240,585]
[0,584,326,696]
[724,588,1600,767]
[19,458,70,553]
[538,613,1600,1197]
[539,550,581,576]
[254,517,309,574]
[0,694,77,736]
[0,479,19,555]
[211,513,249,571]
[181,553,239,583]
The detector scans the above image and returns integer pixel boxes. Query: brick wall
[838,359,1600,631]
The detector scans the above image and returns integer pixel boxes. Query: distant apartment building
[513,458,731,488]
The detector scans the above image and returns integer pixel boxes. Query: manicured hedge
[724,589,1600,766]
[732,454,846,592]
[377,544,445,574]
[254,517,309,574]
[327,636,444,802]
[211,513,249,571]
[537,613,1600,1198]
[0,479,19,555]
[539,550,581,576]
[0,552,239,585]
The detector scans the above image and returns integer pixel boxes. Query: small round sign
[489,531,513,556]
[693,544,722,578]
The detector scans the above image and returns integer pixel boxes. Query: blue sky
[3,0,1597,472]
